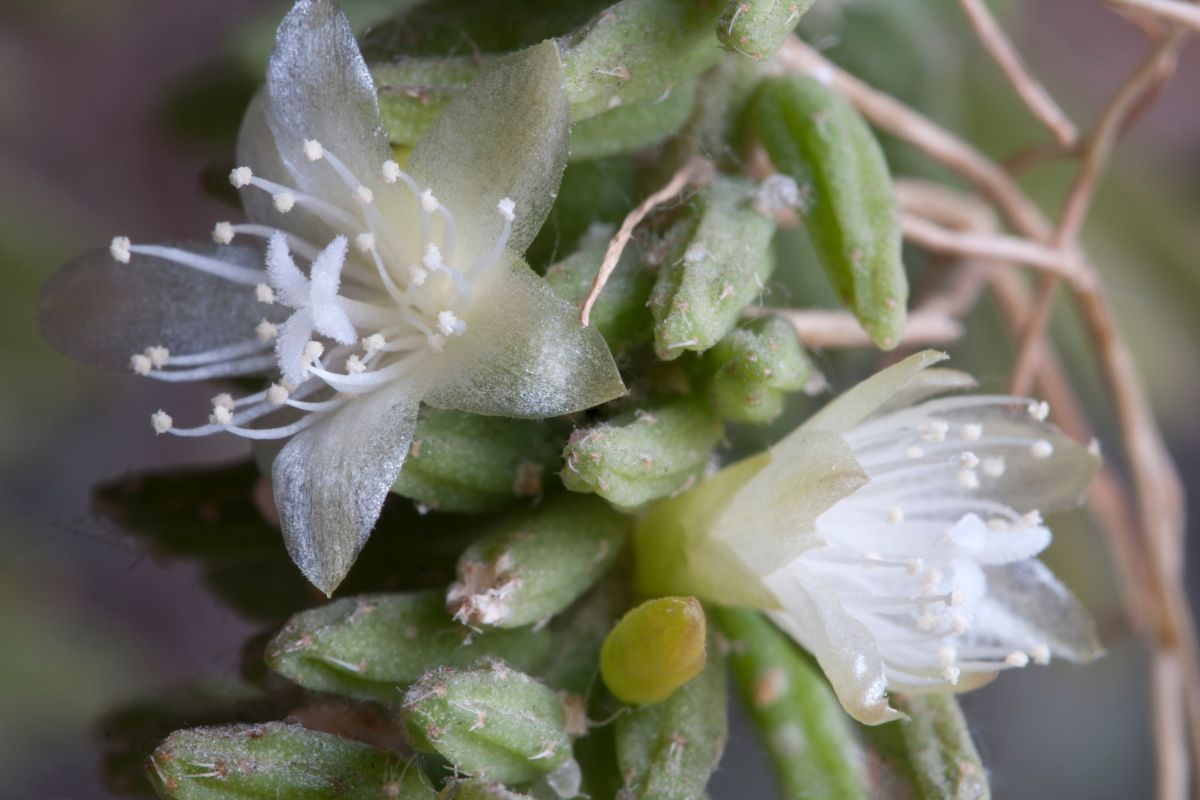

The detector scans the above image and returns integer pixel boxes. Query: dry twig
[746,307,962,349]
[1109,0,1200,32]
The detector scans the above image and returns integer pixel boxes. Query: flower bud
[615,636,727,799]
[713,607,867,799]
[266,591,553,702]
[146,722,436,799]
[888,694,988,800]
[703,317,811,424]
[571,81,697,161]
[717,0,815,61]
[402,662,574,783]
[649,175,777,360]
[447,494,630,629]
[544,224,655,357]
[438,780,533,799]
[392,407,561,513]
[562,398,724,508]
[601,597,708,705]
[751,75,908,350]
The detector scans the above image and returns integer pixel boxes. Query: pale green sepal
[798,349,947,435]
[375,56,484,147]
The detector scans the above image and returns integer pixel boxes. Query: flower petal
[802,349,949,435]
[424,254,625,418]
[265,0,391,194]
[874,366,977,416]
[766,566,903,725]
[714,429,869,576]
[271,380,422,595]
[39,244,279,371]
[405,40,569,262]
[974,559,1103,663]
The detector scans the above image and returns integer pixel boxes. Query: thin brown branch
[957,0,1079,147]
[747,307,962,349]
[579,157,710,326]
[1109,0,1200,32]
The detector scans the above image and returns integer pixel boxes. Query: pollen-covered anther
[957,469,980,490]
[110,236,132,263]
[302,139,324,161]
[301,340,324,368]
[937,646,957,667]
[1029,643,1051,664]
[437,310,466,337]
[917,613,936,632]
[274,193,296,213]
[256,319,278,342]
[407,266,428,287]
[212,222,235,245]
[345,354,366,374]
[982,457,1006,477]
[151,410,173,435]
[1031,439,1054,459]
[1028,400,1050,422]
[211,393,235,412]
[422,244,444,270]
[920,420,949,442]
[267,383,289,406]
[941,666,961,685]
[419,189,439,213]
[887,506,905,526]
[1020,509,1044,528]
[905,558,923,576]
[1005,651,1030,668]
[951,614,970,635]
[355,233,375,253]
[497,197,516,222]
[361,333,386,356]
[381,160,401,183]
[256,283,276,304]
[959,451,980,470]
[947,589,966,608]
[144,346,170,368]
[354,186,374,205]
[130,353,153,375]
[960,423,983,441]
[210,404,234,425]
[229,166,253,188]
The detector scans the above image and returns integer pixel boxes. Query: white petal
[423,254,625,417]
[405,41,569,263]
[39,244,282,371]
[766,566,903,725]
[271,380,422,595]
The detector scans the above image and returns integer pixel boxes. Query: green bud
[649,175,777,360]
[751,75,908,349]
[561,398,724,508]
[562,0,726,120]
[374,56,483,148]
[402,662,574,784]
[544,224,655,356]
[529,155,640,268]
[146,722,436,800]
[391,407,561,513]
[717,0,814,61]
[601,597,707,705]
[438,780,534,800]
[447,494,630,629]
[703,317,811,424]
[266,591,552,703]
[712,607,867,800]
[615,637,727,799]
[570,81,696,162]
[892,694,990,800]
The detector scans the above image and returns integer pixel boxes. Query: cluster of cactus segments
[96,1,1001,798]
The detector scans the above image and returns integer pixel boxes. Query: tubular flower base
[38,0,624,595]
[636,350,1103,723]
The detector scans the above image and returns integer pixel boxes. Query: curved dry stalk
[957,0,1079,147]
[1109,0,1200,32]
[746,306,962,349]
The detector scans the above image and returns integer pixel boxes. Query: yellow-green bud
[703,317,811,424]
[601,597,708,705]
[717,0,815,61]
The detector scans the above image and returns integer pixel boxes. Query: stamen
[151,410,173,434]
[957,470,980,490]
[422,244,444,270]
[274,193,297,213]
[1029,643,1051,664]
[211,393,235,412]
[130,244,264,285]
[959,451,980,470]
[498,197,516,222]
[1005,651,1030,667]
[144,346,169,368]
[209,404,234,425]
[1028,400,1050,421]
[420,189,439,213]
[937,646,957,667]
[355,186,374,205]
[256,320,278,342]
[920,420,949,442]
[355,233,375,253]
[130,353,152,375]
[408,266,428,286]
[382,160,401,183]
[256,283,276,304]
[302,340,324,370]
[229,167,253,188]
[982,457,1006,477]
[437,310,466,337]
[267,384,290,406]
[1020,509,1044,528]
[1030,439,1054,459]
[362,333,386,355]
[960,423,983,441]
[110,236,132,263]
[303,139,324,161]
[941,666,961,685]
[346,354,366,374]
[212,222,235,245]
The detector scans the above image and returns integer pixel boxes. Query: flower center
[117,139,516,440]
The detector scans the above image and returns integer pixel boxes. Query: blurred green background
[1,0,1197,797]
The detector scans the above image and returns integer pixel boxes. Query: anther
[209,404,233,425]
[420,189,439,213]
[355,186,374,205]
[211,393,235,412]
[302,340,324,367]
[1005,651,1030,668]
[957,470,980,490]
[130,353,153,375]
[355,233,375,253]
[497,197,516,221]
[1020,509,1044,528]
[145,346,170,368]
[941,666,961,685]
[303,139,324,161]
[408,266,428,286]
[437,310,466,337]
[256,283,276,304]
[212,222,235,245]
[937,646,958,667]
[110,236,132,263]
[917,613,936,632]
[1029,643,1051,664]
[267,384,289,406]
[887,506,905,526]
[947,589,965,608]
[959,451,980,470]
[920,420,949,442]
[381,160,401,183]
[982,457,1006,477]
[362,333,386,355]
[151,410,173,434]
[256,320,278,342]
[905,558,923,576]
[274,193,296,213]
[229,167,253,188]
[951,615,970,635]
[1028,400,1050,422]
[346,354,366,374]
[1030,439,1054,459]
[422,244,444,270]
[960,423,983,441]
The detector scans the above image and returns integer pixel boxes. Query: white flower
[39,0,625,594]
[637,351,1102,723]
